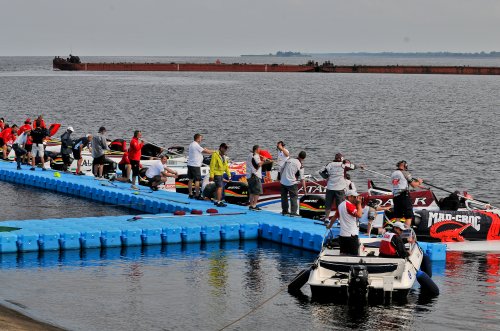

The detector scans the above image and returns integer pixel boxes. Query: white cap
[67,126,74,132]
[345,190,359,197]
[392,221,406,230]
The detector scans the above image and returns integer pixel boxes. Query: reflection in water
[0,244,498,330]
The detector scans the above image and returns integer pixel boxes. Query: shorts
[93,155,105,165]
[130,160,140,177]
[73,149,81,160]
[25,144,32,152]
[0,138,4,148]
[147,175,162,184]
[247,174,263,195]
[262,161,273,172]
[325,189,345,210]
[393,191,414,220]
[339,235,359,255]
[214,175,224,188]
[31,143,45,157]
[187,166,202,181]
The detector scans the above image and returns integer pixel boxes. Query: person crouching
[145,155,178,191]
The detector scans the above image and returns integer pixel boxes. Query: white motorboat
[306,228,426,302]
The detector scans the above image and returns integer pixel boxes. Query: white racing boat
[304,228,438,303]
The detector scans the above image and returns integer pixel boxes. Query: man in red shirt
[112,141,132,183]
[129,130,144,190]
[0,125,18,159]
[33,115,46,129]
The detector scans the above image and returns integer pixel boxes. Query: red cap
[25,118,31,124]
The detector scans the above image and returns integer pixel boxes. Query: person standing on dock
[129,130,144,190]
[391,160,424,227]
[327,190,363,255]
[12,128,30,170]
[187,133,213,199]
[92,126,109,179]
[246,145,267,210]
[60,126,74,172]
[276,141,289,180]
[209,143,232,207]
[30,121,47,170]
[72,134,92,175]
[321,153,362,221]
[279,151,307,216]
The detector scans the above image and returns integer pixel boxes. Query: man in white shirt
[246,145,267,210]
[145,155,178,191]
[391,160,423,227]
[187,133,213,199]
[279,151,306,216]
[276,140,289,180]
[13,129,30,170]
[321,153,362,221]
[327,190,363,255]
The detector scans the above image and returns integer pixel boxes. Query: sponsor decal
[377,197,428,208]
[428,212,481,231]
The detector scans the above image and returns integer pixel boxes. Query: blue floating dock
[0,161,446,260]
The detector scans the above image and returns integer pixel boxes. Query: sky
[0,0,499,56]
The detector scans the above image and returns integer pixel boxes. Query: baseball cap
[392,221,406,230]
[25,118,31,124]
[345,190,359,197]
[67,126,74,132]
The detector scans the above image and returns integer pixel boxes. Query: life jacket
[379,232,397,256]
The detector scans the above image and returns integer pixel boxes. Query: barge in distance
[53,55,500,75]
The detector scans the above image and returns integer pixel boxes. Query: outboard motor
[91,157,116,179]
[224,181,249,205]
[299,194,326,219]
[348,265,369,303]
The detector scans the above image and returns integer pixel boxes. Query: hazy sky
[1,0,498,56]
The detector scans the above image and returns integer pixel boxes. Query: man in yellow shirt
[209,143,232,207]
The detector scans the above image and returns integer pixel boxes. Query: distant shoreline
[241,52,500,58]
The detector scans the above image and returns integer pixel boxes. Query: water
[0,56,499,330]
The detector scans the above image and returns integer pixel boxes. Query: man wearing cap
[209,143,231,207]
[60,126,74,172]
[327,190,363,255]
[391,160,424,227]
[321,153,363,221]
[379,221,408,258]
[280,151,307,216]
[92,127,109,179]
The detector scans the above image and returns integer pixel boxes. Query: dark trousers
[281,184,298,214]
[62,153,71,171]
[393,191,414,221]
[13,144,27,168]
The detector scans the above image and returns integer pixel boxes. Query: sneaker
[188,195,194,199]
[109,174,116,182]
[17,166,21,170]
[289,213,301,217]
[249,206,255,211]
[281,211,289,216]
[151,186,159,191]
[195,195,204,200]
[131,185,139,190]
[254,207,262,211]
[30,167,35,171]
[216,201,227,207]
[42,168,47,171]
[78,172,85,176]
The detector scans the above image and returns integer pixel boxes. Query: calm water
[0,56,499,330]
